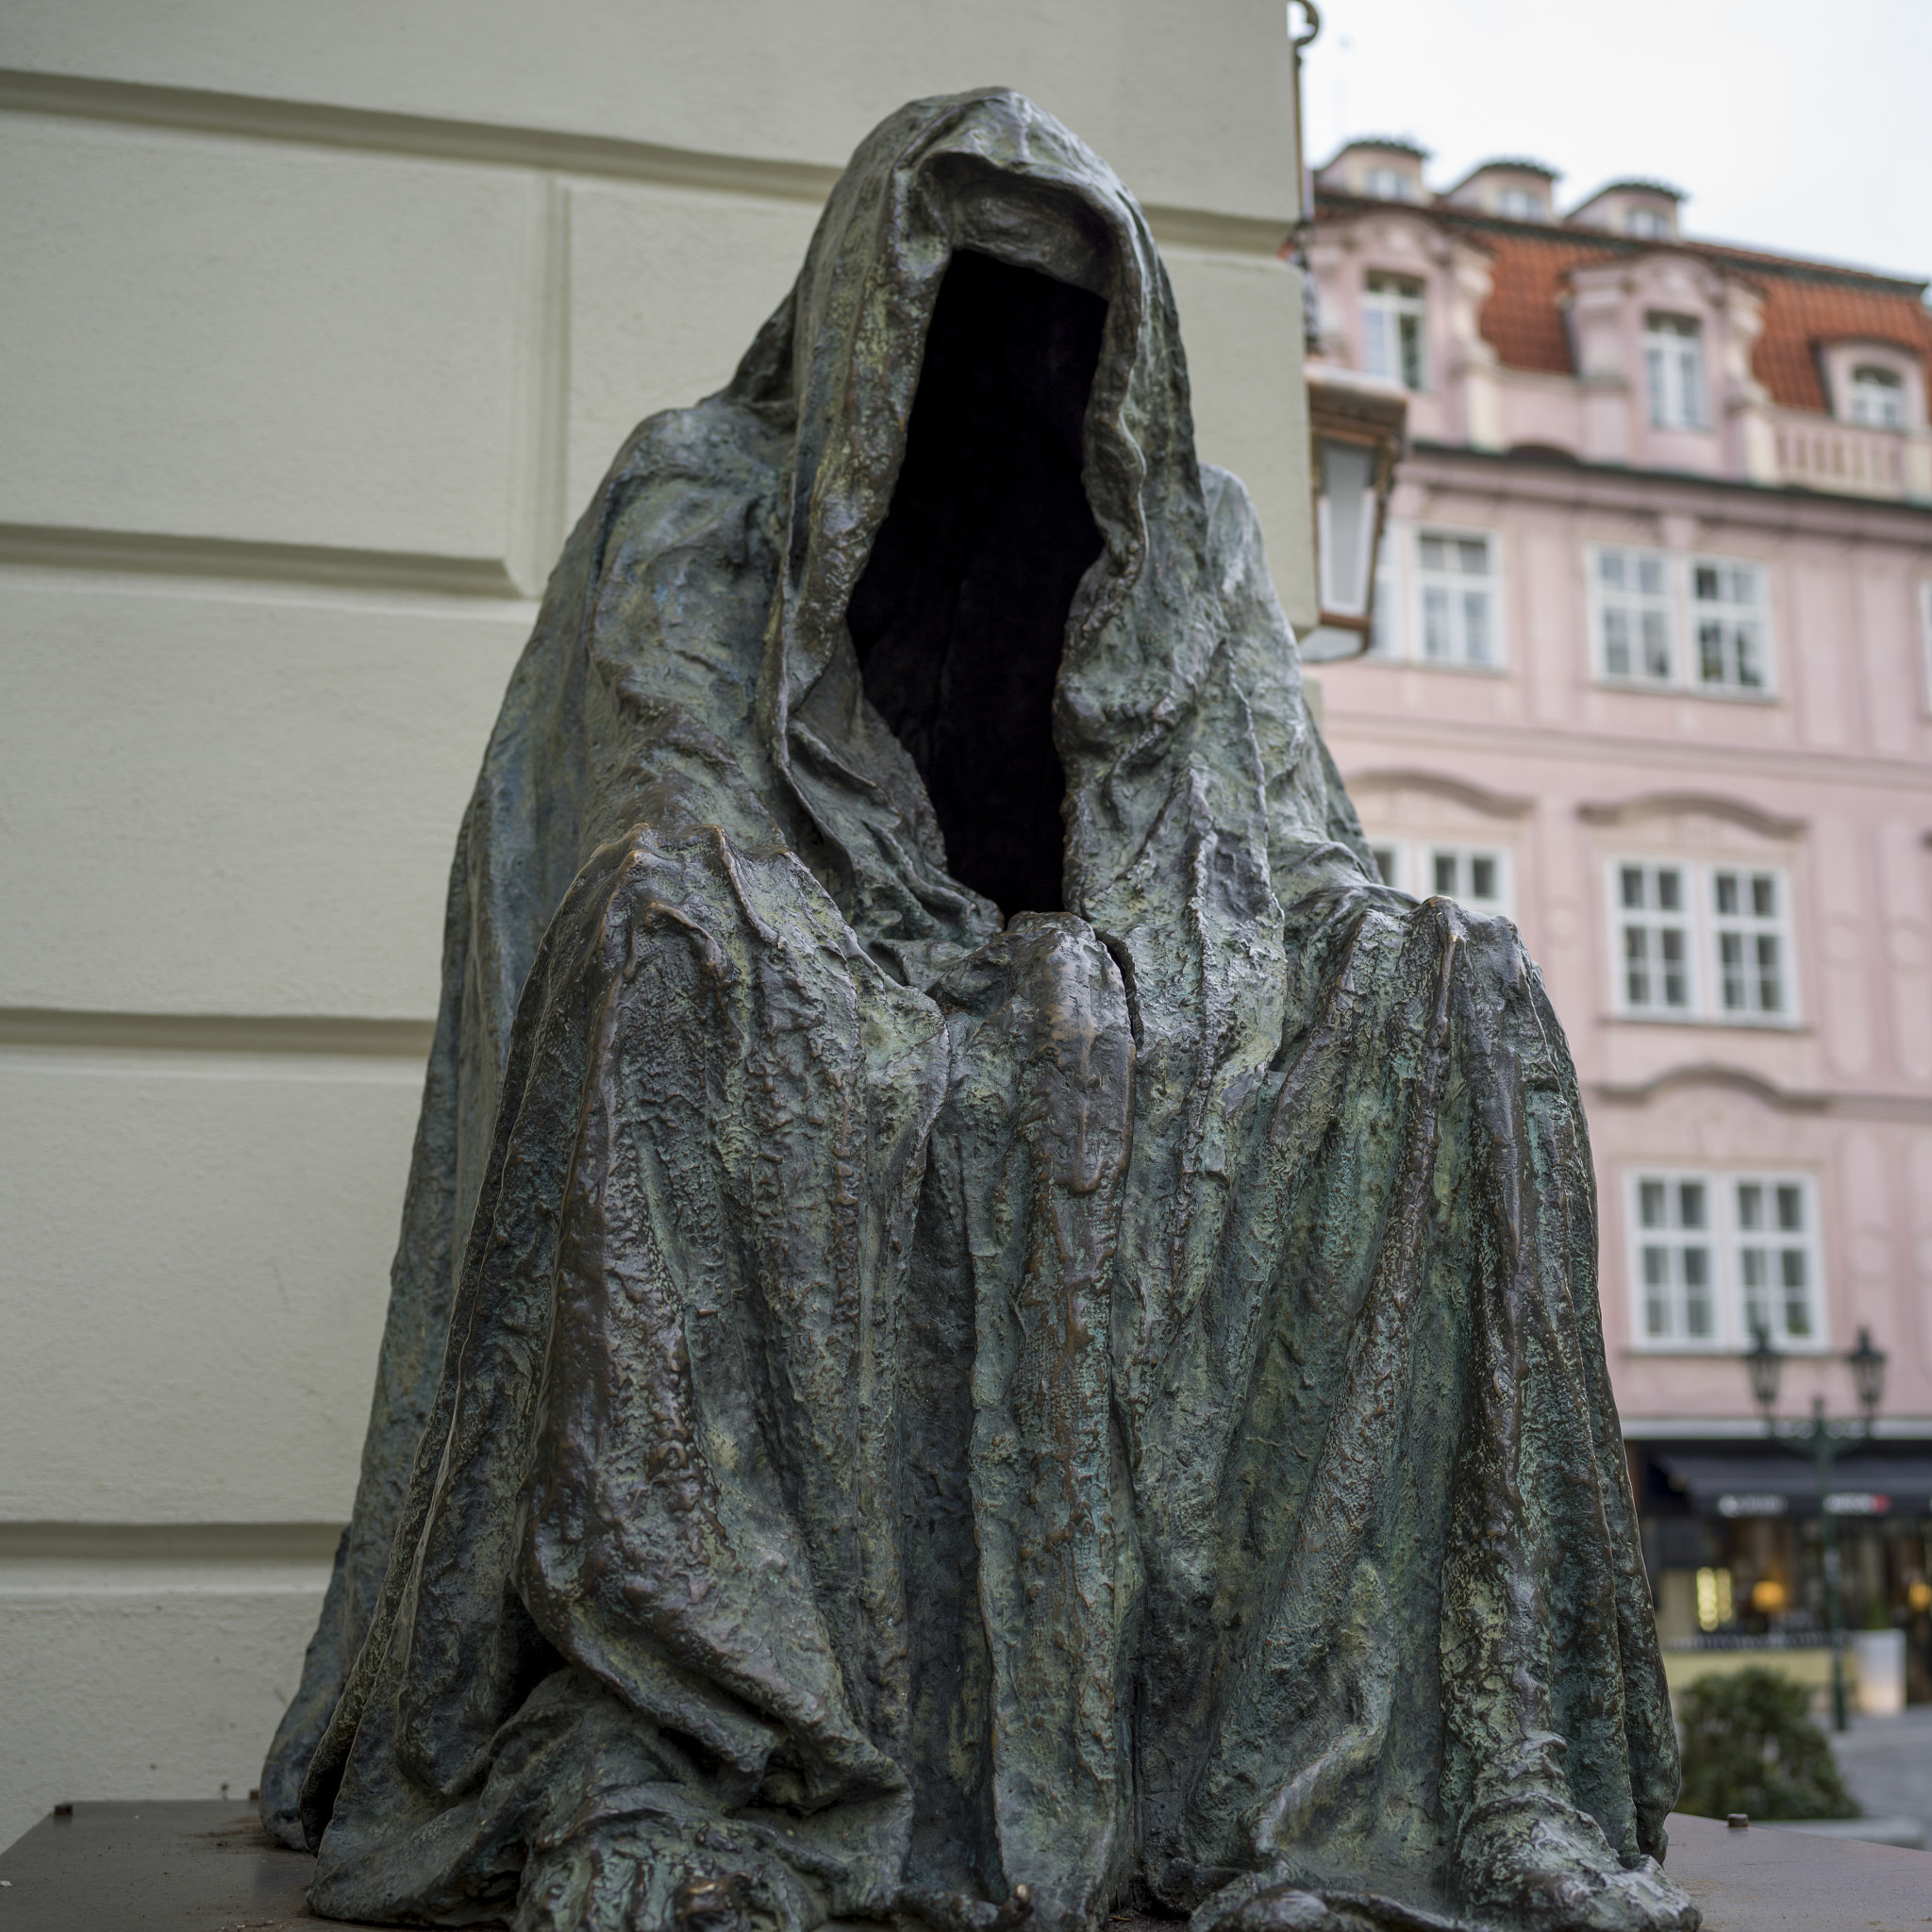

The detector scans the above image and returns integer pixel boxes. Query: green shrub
[1675,1666,1859,1821]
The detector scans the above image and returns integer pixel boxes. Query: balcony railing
[1773,415,1913,499]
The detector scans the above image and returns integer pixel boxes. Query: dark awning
[1653,1446,1932,1520]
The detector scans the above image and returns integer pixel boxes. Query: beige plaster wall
[0,0,1310,1848]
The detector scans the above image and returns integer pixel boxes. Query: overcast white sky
[1301,0,1932,283]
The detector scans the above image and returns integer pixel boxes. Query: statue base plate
[0,1802,1924,1932]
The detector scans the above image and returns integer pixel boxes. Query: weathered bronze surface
[262,92,1694,1932]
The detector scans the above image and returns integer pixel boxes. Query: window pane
[1471,856,1496,899]
[1640,1180,1666,1228]
[1604,608,1630,675]
[1780,1249,1807,1290]
[1740,1247,1766,1287]
[1752,874,1776,919]
[1600,551,1626,590]
[1638,555,1665,596]
[1641,609,1671,678]
[1657,869,1681,912]
[1462,589,1491,662]
[1661,928,1688,1006]
[1738,1183,1763,1230]
[1624,927,1649,1006]
[1720,931,1744,1010]
[1423,585,1450,658]
[1735,625,1763,687]
[1434,853,1457,895]
[1699,622,1724,683]
[1371,846,1398,887]
[1398,314,1424,391]
[1362,308,1392,382]
[1457,539,1488,575]
[1419,536,1446,571]
[1679,1182,1707,1229]
[1695,565,1720,602]
[1776,1184,1803,1232]
[1757,935,1782,1012]
[1622,866,1644,909]
[1715,873,1739,916]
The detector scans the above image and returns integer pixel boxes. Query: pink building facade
[1308,141,1932,1684]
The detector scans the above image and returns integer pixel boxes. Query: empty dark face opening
[847,249,1108,919]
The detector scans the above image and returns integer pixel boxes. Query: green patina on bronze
[262,92,1694,1932]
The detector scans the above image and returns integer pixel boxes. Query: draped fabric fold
[263,90,1690,1932]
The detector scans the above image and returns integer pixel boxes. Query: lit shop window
[1847,365,1907,430]
[1628,1171,1823,1350]
[1644,312,1707,430]
[1609,859,1797,1024]
[1362,273,1427,391]
[1417,531,1497,666]
[1691,559,1769,691]
[1592,545,1674,684]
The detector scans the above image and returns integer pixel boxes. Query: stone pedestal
[0,1802,1925,1932]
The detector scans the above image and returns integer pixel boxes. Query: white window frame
[1421,842,1513,916]
[1920,580,1932,712]
[1709,866,1791,1021]
[1607,858,1799,1026]
[1361,272,1428,391]
[1416,526,1503,670]
[1364,837,1514,918]
[1588,543,1675,686]
[1643,312,1707,430]
[1629,1171,1722,1346]
[1847,364,1907,429]
[1365,518,1411,660]
[1611,859,1698,1017]
[1690,556,1773,694]
[1584,543,1776,699]
[1362,167,1415,204]
[1626,1169,1825,1353]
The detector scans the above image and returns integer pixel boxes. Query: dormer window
[1848,364,1907,429]
[1362,273,1427,390]
[1496,186,1542,221]
[1363,167,1415,203]
[1643,313,1707,430]
[1626,207,1670,240]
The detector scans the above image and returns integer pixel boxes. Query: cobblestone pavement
[1828,1703,1932,1843]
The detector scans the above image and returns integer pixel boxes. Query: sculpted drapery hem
[261,91,1690,1932]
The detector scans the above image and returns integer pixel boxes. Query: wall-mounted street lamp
[1300,369,1407,662]
[1742,1324,1889,1731]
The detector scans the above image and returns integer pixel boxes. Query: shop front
[1626,1435,1932,1712]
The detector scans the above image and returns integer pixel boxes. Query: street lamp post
[1741,1324,1888,1733]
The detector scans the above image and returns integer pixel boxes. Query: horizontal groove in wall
[0,1008,436,1059]
[0,523,525,598]
[0,66,1291,255]
[0,1522,343,1562]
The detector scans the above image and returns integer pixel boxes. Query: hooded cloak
[262,91,1692,1932]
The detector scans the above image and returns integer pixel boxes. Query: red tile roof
[1315,192,1932,415]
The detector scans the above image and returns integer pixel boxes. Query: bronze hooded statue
[262,92,1696,1932]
